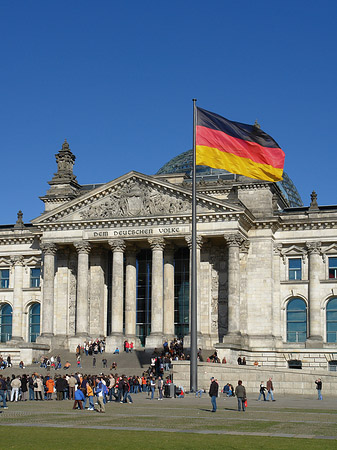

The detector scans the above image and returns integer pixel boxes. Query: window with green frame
[0,303,12,342]
[326,297,337,343]
[286,298,307,343]
[30,268,41,288]
[0,269,9,289]
[29,303,40,342]
[289,258,302,280]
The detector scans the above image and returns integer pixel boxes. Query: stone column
[146,237,165,347]
[224,233,242,338]
[185,235,203,337]
[89,248,105,337]
[40,243,57,337]
[272,244,283,340]
[163,243,175,339]
[74,241,91,337]
[125,245,137,340]
[109,239,126,340]
[10,256,24,341]
[306,241,323,345]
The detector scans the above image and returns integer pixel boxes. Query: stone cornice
[279,220,337,231]
[0,235,36,245]
[33,210,246,232]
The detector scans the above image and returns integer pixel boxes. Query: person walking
[235,380,247,412]
[266,378,275,401]
[315,378,323,400]
[209,377,219,412]
[257,381,267,401]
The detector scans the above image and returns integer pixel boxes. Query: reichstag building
[1,140,337,370]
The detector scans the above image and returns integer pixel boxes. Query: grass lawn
[0,427,336,450]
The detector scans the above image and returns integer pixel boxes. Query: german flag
[196,107,285,182]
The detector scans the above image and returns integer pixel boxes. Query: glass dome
[156,149,303,207]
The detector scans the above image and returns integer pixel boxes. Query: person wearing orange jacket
[45,377,55,400]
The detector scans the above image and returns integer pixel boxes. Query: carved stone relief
[79,180,219,220]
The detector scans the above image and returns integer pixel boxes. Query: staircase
[0,349,153,377]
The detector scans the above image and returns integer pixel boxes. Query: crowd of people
[0,370,177,412]
[77,339,106,356]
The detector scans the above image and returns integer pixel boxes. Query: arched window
[0,303,12,342]
[29,303,40,343]
[326,297,337,343]
[287,298,307,342]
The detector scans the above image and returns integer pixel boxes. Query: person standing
[11,376,21,402]
[150,377,156,400]
[315,378,323,400]
[157,376,163,400]
[235,380,247,412]
[209,377,219,412]
[45,377,55,400]
[73,387,85,410]
[34,376,44,401]
[0,374,8,409]
[95,377,106,413]
[68,374,77,400]
[21,375,28,401]
[266,378,275,401]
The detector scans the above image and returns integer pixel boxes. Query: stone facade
[1,142,337,370]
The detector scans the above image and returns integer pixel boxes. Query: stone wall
[172,361,337,396]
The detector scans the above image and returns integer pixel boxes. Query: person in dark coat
[235,380,247,412]
[209,377,219,412]
[55,376,66,401]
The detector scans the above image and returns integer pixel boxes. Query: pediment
[32,171,244,224]
[324,244,337,255]
[282,245,306,256]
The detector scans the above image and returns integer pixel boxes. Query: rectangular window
[30,268,41,288]
[289,258,302,280]
[0,269,9,288]
[329,257,337,279]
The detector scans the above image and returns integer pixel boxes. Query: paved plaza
[1,391,337,441]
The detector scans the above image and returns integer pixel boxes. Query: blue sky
[1,0,336,225]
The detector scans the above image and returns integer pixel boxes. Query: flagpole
[190,98,197,392]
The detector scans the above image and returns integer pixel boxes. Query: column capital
[40,242,57,255]
[125,244,138,257]
[306,241,321,255]
[239,239,250,254]
[164,242,176,256]
[74,241,91,254]
[10,255,24,266]
[148,237,165,250]
[185,235,203,250]
[224,233,244,247]
[109,239,126,252]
